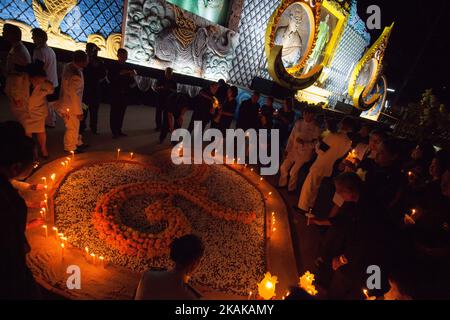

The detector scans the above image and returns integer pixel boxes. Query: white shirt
[57,63,84,115]
[286,119,321,153]
[135,270,198,300]
[6,42,31,74]
[311,131,352,177]
[33,44,58,87]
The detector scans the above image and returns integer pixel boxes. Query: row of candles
[116,149,134,160]
[251,271,376,300]
[40,225,106,267]
[39,152,105,268]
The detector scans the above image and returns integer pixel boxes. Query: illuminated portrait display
[273,3,313,69]
[360,75,388,121]
[356,58,377,88]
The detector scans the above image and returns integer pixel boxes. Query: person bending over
[135,234,204,300]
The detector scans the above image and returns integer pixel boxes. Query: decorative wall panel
[124,0,239,81]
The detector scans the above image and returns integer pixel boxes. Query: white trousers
[298,169,325,211]
[279,154,311,191]
[46,101,57,126]
[64,115,80,152]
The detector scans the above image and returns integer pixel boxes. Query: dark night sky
[356,0,450,105]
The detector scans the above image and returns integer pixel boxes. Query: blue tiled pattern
[0,0,39,27]
[60,0,124,42]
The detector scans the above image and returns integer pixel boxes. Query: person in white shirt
[55,51,88,153]
[279,107,321,192]
[2,24,31,74]
[135,234,204,300]
[2,24,31,122]
[5,61,54,158]
[297,117,355,212]
[31,28,58,128]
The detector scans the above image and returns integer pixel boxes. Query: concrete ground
[1,94,324,299]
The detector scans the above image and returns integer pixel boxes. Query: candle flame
[52,227,58,231]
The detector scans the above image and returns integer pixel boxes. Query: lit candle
[268,192,272,197]
[299,271,318,296]
[411,209,417,218]
[44,199,48,211]
[99,256,105,268]
[247,291,253,300]
[90,253,96,265]
[50,173,56,185]
[363,289,370,300]
[61,161,66,169]
[65,160,69,169]
[260,177,264,182]
[42,225,48,238]
[66,108,70,114]
[258,273,278,300]
[41,208,46,220]
[85,247,89,260]
[117,149,121,160]
[41,177,47,186]
[52,226,58,238]
[130,152,134,160]
[61,243,65,260]
[70,151,75,161]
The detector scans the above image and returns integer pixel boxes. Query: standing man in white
[2,24,31,122]
[56,51,88,154]
[297,117,355,213]
[279,107,321,192]
[31,28,58,128]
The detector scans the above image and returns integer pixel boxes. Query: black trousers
[160,111,183,143]
[110,102,128,135]
[155,95,167,129]
[80,103,100,133]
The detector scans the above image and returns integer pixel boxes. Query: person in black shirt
[159,92,189,143]
[260,96,275,130]
[108,48,136,139]
[237,91,260,132]
[273,99,296,146]
[210,86,238,134]
[215,79,229,105]
[311,173,392,299]
[188,83,219,133]
[155,67,177,131]
[81,43,107,134]
[0,122,41,299]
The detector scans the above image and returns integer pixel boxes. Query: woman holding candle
[0,122,41,299]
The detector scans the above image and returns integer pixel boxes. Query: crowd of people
[1,25,449,301]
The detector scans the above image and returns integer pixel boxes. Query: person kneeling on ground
[135,234,204,300]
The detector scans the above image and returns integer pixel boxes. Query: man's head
[359,124,370,138]
[210,82,219,95]
[31,28,48,46]
[86,42,101,58]
[2,23,22,44]
[303,107,316,123]
[73,50,89,68]
[117,48,128,64]
[375,139,400,168]
[369,129,386,154]
[429,150,449,181]
[165,67,173,79]
[441,169,450,198]
[218,79,226,87]
[289,8,303,29]
[227,86,238,100]
[334,172,363,203]
[339,117,356,133]
[251,91,260,104]
[266,96,274,107]
[170,234,204,275]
